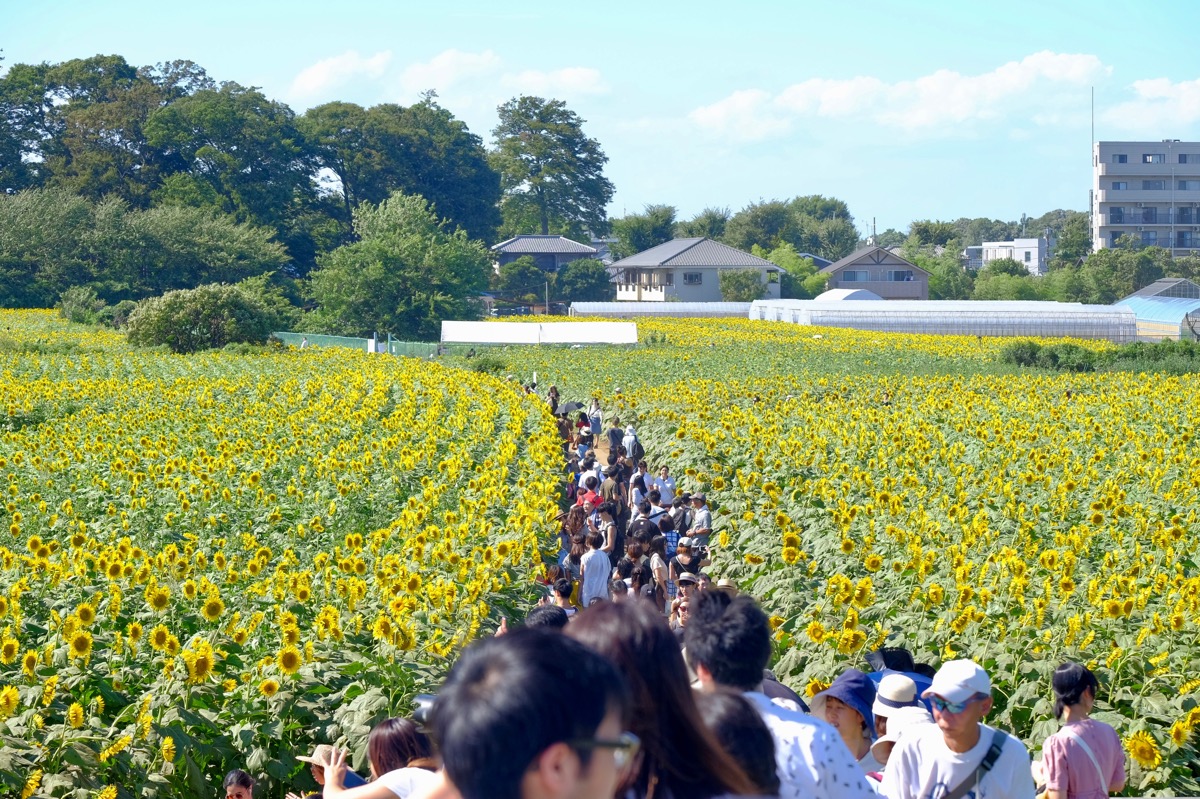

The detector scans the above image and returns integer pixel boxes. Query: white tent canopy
[441,321,638,345]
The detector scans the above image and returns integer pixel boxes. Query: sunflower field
[478,316,1200,796]
[0,311,561,798]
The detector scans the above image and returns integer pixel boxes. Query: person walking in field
[1034,662,1125,799]
[580,531,611,607]
[880,659,1035,799]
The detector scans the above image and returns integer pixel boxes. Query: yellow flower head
[259,678,280,697]
[202,596,225,622]
[67,701,85,729]
[69,630,93,661]
[0,685,20,719]
[277,644,302,675]
[1126,730,1162,769]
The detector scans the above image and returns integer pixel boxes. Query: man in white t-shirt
[880,659,1034,799]
[687,591,874,799]
[652,466,676,505]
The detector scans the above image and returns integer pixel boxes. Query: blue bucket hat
[811,668,877,739]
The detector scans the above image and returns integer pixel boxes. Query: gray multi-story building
[1092,140,1200,253]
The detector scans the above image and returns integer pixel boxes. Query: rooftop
[492,235,598,255]
[609,237,781,270]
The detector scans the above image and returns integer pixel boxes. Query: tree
[908,220,958,246]
[610,204,676,259]
[125,282,274,353]
[754,242,818,299]
[870,228,907,248]
[789,194,851,221]
[724,197,859,260]
[305,192,491,340]
[497,255,551,303]
[557,258,613,302]
[972,273,1041,300]
[723,200,801,252]
[675,207,730,239]
[904,239,974,300]
[491,96,614,238]
[1051,212,1091,268]
[718,269,767,302]
[299,95,501,242]
[979,258,1030,279]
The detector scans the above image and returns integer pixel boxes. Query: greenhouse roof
[570,302,751,316]
[750,300,1131,315]
[1125,278,1200,300]
[814,288,883,301]
[1114,295,1200,325]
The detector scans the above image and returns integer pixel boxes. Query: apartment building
[1092,140,1200,253]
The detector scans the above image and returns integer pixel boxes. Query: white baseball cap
[922,659,991,704]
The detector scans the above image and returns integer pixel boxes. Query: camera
[412,693,437,729]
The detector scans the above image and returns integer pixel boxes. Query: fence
[274,332,443,358]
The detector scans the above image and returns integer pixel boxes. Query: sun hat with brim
[297,744,336,765]
[677,572,699,585]
[715,578,737,595]
[811,668,877,739]
[873,672,920,719]
[870,704,935,762]
[922,659,991,704]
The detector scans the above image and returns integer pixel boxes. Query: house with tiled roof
[819,246,929,300]
[609,238,782,302]
[491,235,598,272]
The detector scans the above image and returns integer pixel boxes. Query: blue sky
[5,0,1200,235]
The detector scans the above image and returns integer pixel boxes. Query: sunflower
[806,620,827,643]
[781,546,800,565]
[0,685,19,719]
[165,635,180,656]
[277,645,302,675]
[127,621,143,642]
[0,637,17,664]
[149,589,170,612]
[20,770,41,799]
[76,603,97,626]
[67,701,85,729]
[1169,720,1190,747]
[149,624,170,651]
[1127,730,1162,768]
[1102,599,1122,619]
[840,539,855,554]
[69,630,93,661]
[202,597,225,622]
[804,678,830,698]
[232,627,249,645]
[259,678,280,697]
[161,736,176,763]
[22,649,37,678]
[864,554,883,572]
[99,735,132,761]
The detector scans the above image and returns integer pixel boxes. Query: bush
[57,286,107,325]
[1044,343,1096,372]
[126,283,274,353]
[999,341,1042,367]
[470,355,506,375]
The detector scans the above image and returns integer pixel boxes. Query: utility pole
[545,280,550,315]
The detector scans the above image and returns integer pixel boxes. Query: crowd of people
[223,392,1127,799]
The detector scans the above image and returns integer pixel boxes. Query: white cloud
[399,49,503,95]
[1101,77,1200,132]
[691,51,1110,141]
[500,67,609,97]
[688,89,792,142]
[289,50,392,101]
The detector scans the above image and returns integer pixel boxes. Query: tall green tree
[491,96,614,238]
[496,255,551,303]
[908,220,958,246]
[610,204,676,259]
[557,258,613,302]
[305,192,491,340]
[300,95,501,242]
[723,200,801,252]
[1051,211,1091,268]
[753,242,818,299]
[675,207,730,239]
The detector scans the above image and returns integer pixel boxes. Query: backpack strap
[943,728,1008,799]
[1056,725,1107,789]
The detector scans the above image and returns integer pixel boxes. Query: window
[1112,154,1128,164]
[682,272,702,285]
[1181,154,1192,164]
[1179,180,1200,191]
[1110,232,1124,247]
[1109,208,1124,224]
[1142,180,1165,190]
[1024,251,1032,263]
[1179,208,1194,224]
[662,272,674,286]
[1112,182,1128,190]
[1141,231,1158,246]
[767,271,779,283]
[840,270,870,282]
[1178,232,1196,248]
[1142,207,1158,224]
[1143,153,1166,163]
[884,270,913,282]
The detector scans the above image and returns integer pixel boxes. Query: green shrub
[470,355,506,375]
[1044,343,1096,372]
[57,286,108,325]
[1000,341,1042,367]
[126,283,274,354]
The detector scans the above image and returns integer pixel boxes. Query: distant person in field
[1034,662,1124,799]
[580,531,611,607]
[690,493,713,548]
[653,465,676,505]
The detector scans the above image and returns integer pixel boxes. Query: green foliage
[718,269,768,302]
[999,341,1042,367]
[724,196,859,261]
[754,242,819,299]
[236,272,302,332]
[610,204,675,260]
[979,258,1030,279]
[903,242,975,300]
[908,220,958,246]
[470,355,506,375]
[1050,211,1091,267]
[1003,338,1200,375]
[675,207,730,240]
[305,192,491,340]
[972,273,1041,301]
[497,255,550,302]
[491,96,614,237]
[57,285,107,324]
[125,283,274,353]
[556,258,613,302]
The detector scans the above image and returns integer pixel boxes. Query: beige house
[820,247,929,300]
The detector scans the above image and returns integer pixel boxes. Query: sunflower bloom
[1127,730,1162,768]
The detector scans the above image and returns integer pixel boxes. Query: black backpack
[629,436,645,462]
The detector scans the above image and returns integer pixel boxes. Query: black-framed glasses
[567,731,641,771]
[930,693,988,714]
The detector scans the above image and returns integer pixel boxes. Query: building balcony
[616,285,666,302]
[1094,189,1200,203]
[826,279,926,299]
[1097,161,1200,177]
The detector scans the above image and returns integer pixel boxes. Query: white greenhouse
[569,302,752,318]
[748,300,1137,342]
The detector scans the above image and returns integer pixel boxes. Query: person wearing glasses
[880,659,1035,799]
[425,628,639,799]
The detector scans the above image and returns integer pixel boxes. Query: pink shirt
[1042,719,1125,799]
